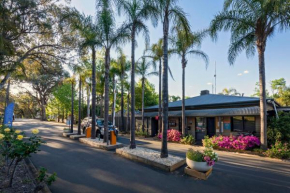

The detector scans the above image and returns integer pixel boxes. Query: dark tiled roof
[137,106,260,117]
[145,94,260,110]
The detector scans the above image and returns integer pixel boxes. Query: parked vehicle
[81,117,118,138]
[95,119,118,139]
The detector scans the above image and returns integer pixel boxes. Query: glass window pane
[233,116,243,132]
[244,116,255,132]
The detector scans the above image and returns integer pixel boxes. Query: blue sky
[68,0,290,97]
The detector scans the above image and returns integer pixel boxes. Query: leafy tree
[251,82,270,98]
[268,112,290,147]
[170,30,208,136]
[16,60,68,121]
[169,95,181,102]
[13,93,39,119]
[270,78,290,106]
[117,0,158,148]
[0,0,75,90]
[135,80,158,111]
[209,0,290,148]
[136,55,158,132]
[154,0,191,157]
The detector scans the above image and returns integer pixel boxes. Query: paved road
[14,119,290,193]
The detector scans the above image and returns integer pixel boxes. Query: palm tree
[111,48,131,131]
[170,30,208,137]
[71,14,100,139]
[209,0,290,148]
[117,0,158,149]
[146,39,174,133]
[136,55,158,133]
[96,0,130,144]
[219,88,241,96]
[154,0,191,158]
[64,76,76,133]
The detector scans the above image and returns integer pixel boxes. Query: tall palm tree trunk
[257,44,267,149]
[127,91,130,132]
[130,29,136,149]
[121,72,125,131]
[91,46,97,139]
[182,58,187,136]
[111,75,116,124]
[158,59,162,133]
[141,77,145,133]
[87,85,90,118]
[78,76,82,135]
[71,81,74,133]
[103,48,110,144]
[161,13,169,158]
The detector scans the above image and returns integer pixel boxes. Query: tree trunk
[91,46,97,139]
[121,69,125,132]
[141,77,145,133]
[127,91,130,132]
[130,28,136,149]
[160,12,169,158]
[103,48,110,144]
[87,85,90,118]
[57,104,60,122]
[158,59,162,133]
[182,57,187,136]
[78,76,82,135]
[5,78,10,109]
[41,97,47,121]
[62,107,64,123]
[257,45,267,149]
[111,75,116,125]
[71,81,74,133]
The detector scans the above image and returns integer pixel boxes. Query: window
[195,117,206,133]
[232,116,255,132]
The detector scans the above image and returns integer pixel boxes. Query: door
[151,118,158,137]
[207,117,216,137]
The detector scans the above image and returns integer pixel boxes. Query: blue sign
[224,123,231,130]
[4,103,15,128]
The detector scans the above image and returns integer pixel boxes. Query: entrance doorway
[207,117,216,137]
[151,118,158,137]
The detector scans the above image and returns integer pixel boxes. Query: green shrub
[186,148,204,162]
[135,130,147,137]
[202,136,214,148]
[267,112,290,147]
[181,134,195,145]
[264,141,290,159]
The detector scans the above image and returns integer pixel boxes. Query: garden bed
[116,147,185,172]
[0,158,35,193]
[69,134,86,140]
[79,138,124,150]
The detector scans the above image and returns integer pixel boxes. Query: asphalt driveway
[13,119,290,193]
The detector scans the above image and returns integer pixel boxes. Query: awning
[137,106,260,118]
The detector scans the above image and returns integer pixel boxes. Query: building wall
[187,117,195,137]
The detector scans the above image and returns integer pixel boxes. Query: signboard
[4,103,15,128]
[224,123,231,130]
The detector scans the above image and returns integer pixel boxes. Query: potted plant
[186,147,218,172]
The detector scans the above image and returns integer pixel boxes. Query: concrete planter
[186,158,212,172]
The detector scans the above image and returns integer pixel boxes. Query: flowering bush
[0,126,43,187]
[158,129,181,142]
[186,147,218,166]
[180,134,195,145]
[264,141,290,159]
[203,135,261,150]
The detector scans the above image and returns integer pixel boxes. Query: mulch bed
[0,159,36,193]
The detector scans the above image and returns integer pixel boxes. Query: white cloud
[207,82,212,85]
[238,73,243,76]
[244,70,249,74]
